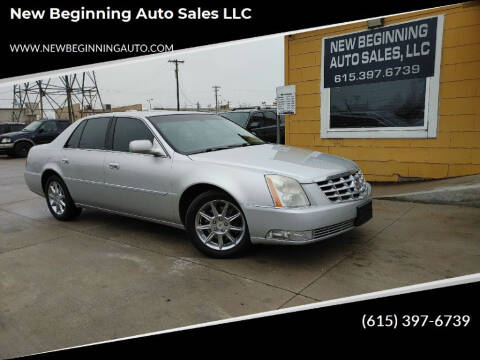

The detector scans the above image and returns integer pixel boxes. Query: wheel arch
[178,183,240,225]
[13,138,35,146]
[41,168,63,193]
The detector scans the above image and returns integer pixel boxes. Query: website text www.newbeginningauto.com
[9,43,174,54]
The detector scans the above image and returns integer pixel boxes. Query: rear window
[65,120,87,148]
[78,117,110,150]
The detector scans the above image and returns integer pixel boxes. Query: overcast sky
[0,36,284,111]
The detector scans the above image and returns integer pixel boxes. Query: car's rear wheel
[185,190,251,258]
[44,175,82,221]
[13,141,32,157]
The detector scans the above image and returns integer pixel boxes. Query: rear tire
[44,175,82,221]
[13,141,32,158]
[185,190,251,258]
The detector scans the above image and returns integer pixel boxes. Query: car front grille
[317,170,367,202]
[313,219,355,239]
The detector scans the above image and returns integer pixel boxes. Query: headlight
[1,138,11,143]
[265,174,310,208]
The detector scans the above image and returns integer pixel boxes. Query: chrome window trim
[62,114,172,158]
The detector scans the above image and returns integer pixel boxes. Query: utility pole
[168,59,184,111]
[147,98,153,110]
[212,85,221,113]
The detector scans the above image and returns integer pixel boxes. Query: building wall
[0,109,39,123]
[284,2,480,181]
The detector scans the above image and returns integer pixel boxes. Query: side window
[263,111,277,126]
[57,122,70,131]
[78,117,110,150]
[39,121,58,133]
[113,117,154,152]
[248,113,265,129]
[65,120,87,148]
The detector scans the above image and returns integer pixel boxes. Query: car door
[103,116,173,220]
[32,120,59,144]
[59,117,111,207]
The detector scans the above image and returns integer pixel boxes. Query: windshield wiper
[190,143,257,154]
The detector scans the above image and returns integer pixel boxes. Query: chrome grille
[317,170,367,202]
[313,219,355,239]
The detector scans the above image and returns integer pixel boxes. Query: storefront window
[330,78,426,128]
[321,15,443,139]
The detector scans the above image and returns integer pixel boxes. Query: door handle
[61,158,69,164]
[108,163,120,170]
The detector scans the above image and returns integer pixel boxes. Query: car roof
[0,122,25,125]
[80,110,212,121]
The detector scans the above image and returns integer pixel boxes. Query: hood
[0,130,30,139]
[188,144,358,183]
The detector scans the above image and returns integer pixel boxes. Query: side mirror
[129,139,166,157]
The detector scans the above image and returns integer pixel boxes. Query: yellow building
[284,1,480,181]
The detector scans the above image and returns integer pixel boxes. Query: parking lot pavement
[1,157,480,358]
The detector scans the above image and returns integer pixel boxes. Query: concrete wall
[284,2,480,181]
[0,109,38,124]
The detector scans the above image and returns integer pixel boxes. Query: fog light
[266,229,313,241]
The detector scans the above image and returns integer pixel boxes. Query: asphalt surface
[1,157,479,358]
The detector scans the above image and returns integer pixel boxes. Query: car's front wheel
[185,191,251,258]
[12,141,32,157]
[44,175,82,221]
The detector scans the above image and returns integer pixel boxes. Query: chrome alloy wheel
[194,200,246,251]
[47,181,66,215]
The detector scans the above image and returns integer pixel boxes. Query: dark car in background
[0,122,25,135]
[0,119,70,157]
[219,109,285,144]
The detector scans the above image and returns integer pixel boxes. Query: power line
[168,59,184,111]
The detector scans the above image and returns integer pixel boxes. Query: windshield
[23,121,42,131]
[219,112,250,127]
[148,114,264,155]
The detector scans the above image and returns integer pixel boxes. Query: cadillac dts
[24,111,372,258]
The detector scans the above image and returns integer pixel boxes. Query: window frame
[110,116,156,154]
[64,119,87,149]
[320,15,444,139]
[77,117,112,150]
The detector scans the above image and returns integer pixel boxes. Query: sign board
[323,17,438,88]
[276,85,296,115]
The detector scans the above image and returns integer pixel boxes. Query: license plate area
[355,200,372,226]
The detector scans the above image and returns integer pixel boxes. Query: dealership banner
[323,17,438,88]
[1,1,456,80]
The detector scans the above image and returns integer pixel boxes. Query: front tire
[13,141,32,157]
[44,175,82,221]
[185,191,251,258]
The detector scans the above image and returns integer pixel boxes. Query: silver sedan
[24,111,372,258]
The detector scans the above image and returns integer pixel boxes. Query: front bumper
[244,184,372,245]
[0,143,14,154]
